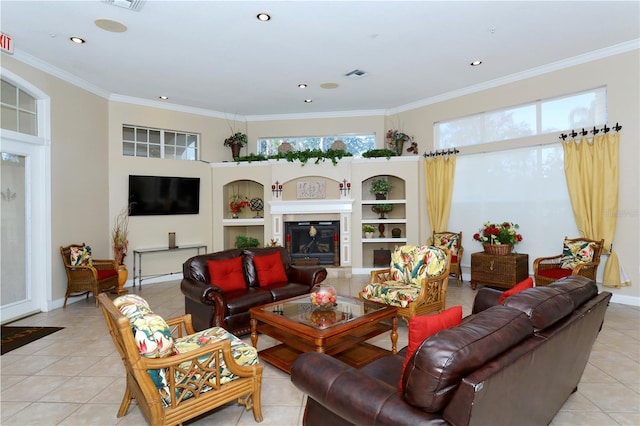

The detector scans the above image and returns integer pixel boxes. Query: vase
[230,143,242,160]
[375,193,387,200]
[378,223,386,238]
[231,212,239,219]
[483,243,513,255]
[117,264,128,295]
[394,140,404,156]
[310,283,337,310]
[365,232,374,239]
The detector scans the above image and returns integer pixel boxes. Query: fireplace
[285,221,339,265]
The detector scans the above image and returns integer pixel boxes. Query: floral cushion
[361,245,447,307]
[433,233,459,256]
[70,245,92,266]
[560,239,595,269]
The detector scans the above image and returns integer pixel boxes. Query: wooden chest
[470,252,529,290]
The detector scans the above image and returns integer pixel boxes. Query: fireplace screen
[285,221,339,265]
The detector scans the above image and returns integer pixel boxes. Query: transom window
[435,87,607,149]
[122,125,199,160]
[257,134,375,157]
[1,78,37,136]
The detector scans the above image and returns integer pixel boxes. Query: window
[122,125,199,160]
[435,87,607,149]
[1,78,37,136]
[257,134,375,157]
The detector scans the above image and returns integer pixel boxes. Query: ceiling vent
[103,0,146,12]
[345,69,368,79]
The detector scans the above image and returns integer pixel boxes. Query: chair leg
[117,386,133,418]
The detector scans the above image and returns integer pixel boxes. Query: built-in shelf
[222,218,265,226]
[363,238,407,243]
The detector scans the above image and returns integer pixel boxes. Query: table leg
[390,316,398,354]
[250,318,258,348]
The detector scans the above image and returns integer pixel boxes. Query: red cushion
[97,269,118,280]
[538,268,572,279]
[399,306,463,389]
[450,255,458,263]
[207,257,246,292]
[253,252,288,287]
[498,276,534,304]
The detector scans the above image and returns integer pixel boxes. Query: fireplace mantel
[269,199,354,215]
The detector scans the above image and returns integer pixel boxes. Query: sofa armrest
[180,278,224,306]
[291,352,434,425]
[472,287,504,314]
[286,265,327,288]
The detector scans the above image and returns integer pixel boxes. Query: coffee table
[249,294,398,373]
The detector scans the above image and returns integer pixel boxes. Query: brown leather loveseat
[291,276,611,425]
[181,246,327,336]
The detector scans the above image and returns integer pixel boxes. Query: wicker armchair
[360,245,451,323]
[60,243,118,307]
[432,231,464,286]
[533,237,604,287]
[98,293,263,425]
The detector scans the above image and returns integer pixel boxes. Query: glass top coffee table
[249,293,398,373]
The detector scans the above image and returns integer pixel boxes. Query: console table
[133,244,207,290]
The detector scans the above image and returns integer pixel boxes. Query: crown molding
[8,39,639,121]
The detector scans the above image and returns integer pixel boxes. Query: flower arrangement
[385,130,418,155]
[112,206,129,265]
[473,221,523,246]
[223,132,248,147]
[229,193,249,216]
[363,224,376,233]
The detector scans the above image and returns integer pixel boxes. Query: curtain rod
[559,122,622,141]
[423,148,459,158]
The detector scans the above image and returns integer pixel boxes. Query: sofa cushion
[548,275,597,308]
[207,257,246,292]
[433,232,459,256]
[400,306,463,389]
[70,245,92,266]
[498,277,534,304]
[560,239,596,269]
[253,251,288,287]
[502,286,575,331]
[390,245,447,285]
[537,267,573,279]
[402,305,533,413]
[97,269,118,280]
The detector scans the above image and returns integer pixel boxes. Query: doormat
[1,326,64,355]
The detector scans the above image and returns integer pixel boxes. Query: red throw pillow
[498,277,534,304]
[399,305,463,389]
[207,257,246,292]
[253,252,288,287]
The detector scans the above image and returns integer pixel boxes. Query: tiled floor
[1,276,638,425]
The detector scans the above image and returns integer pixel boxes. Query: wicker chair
[432,231,464,287]
[60,243,118,307]
[360,245,451,323]
[98,293,263,426]
[533,237,604,287]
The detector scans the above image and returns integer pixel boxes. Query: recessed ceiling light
[159,96,168,100]
[298,83,308,89]
[304,99,313,103]
[257,13,271,21]
[470,60,483,66]
[70,36,85,44]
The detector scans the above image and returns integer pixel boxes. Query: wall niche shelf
[223,180,265,249]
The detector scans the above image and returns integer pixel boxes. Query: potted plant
[363,224,376,239]
[371,203,394,218]
[370,179,393,200]
[235,235,260,248]
[386,130,418,155]
[224,131,248,160]
[473,221,523,255]
[112,206,129,294]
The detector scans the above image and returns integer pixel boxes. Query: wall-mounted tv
[128,175,200,216]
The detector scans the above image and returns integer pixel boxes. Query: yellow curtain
[424,155,456,234]
[562,132,630,287]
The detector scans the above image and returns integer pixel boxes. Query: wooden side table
[470,252,529,290]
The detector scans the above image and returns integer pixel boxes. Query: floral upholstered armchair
[431,231,463,286]
[360,245,451,323]
[533,236,604,287]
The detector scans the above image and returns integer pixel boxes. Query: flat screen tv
[128,175,200,216]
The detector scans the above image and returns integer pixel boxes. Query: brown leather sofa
[181,246,327,335]
[291,276,611,425]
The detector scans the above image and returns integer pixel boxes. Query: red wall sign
[1,32,13,54]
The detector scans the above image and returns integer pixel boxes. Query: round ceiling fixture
[320,82,339,89]
[298,83,308,89]
[257,13,271,21]
[95,18,128,33]
[69,36,85,44]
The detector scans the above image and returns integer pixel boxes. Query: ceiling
[1,1,639,118]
